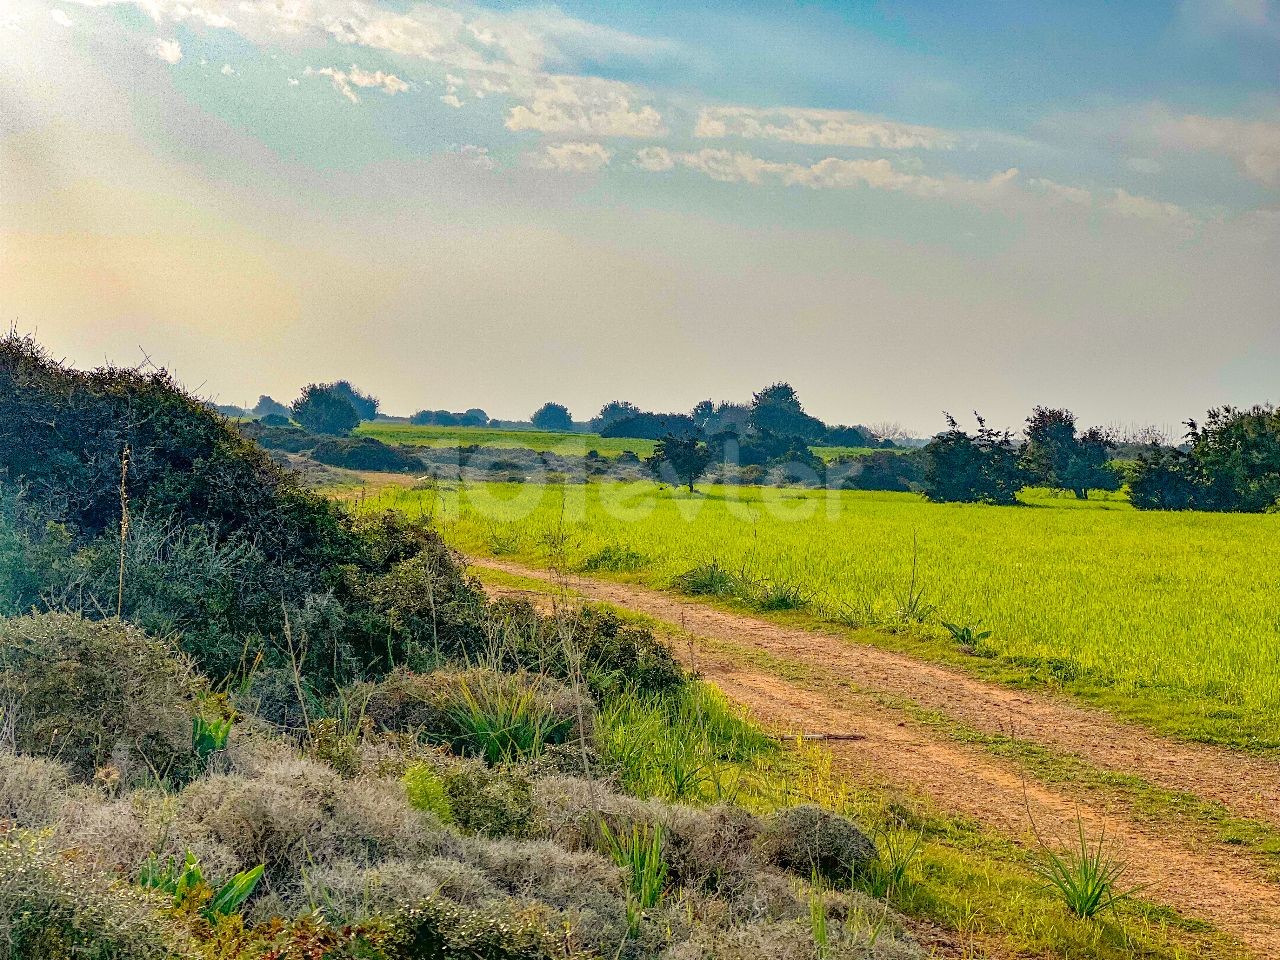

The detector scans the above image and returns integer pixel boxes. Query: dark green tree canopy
[648,434,714,492]
[748,382,827,440]
[292,384,360,436]
[530,402,573,431]
[923,413,1026,505]
[327,380,379,421]
[1021,407,1118,499]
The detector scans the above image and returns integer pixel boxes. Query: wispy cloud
[695,106,957,150]
[505,76,664,138]
[529,140,612,172]
[49,9,74,27]
[305,65,411,104]
[1154,113,1280,186]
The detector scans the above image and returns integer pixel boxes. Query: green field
[358,480,1280,748]
[356,422,657,457]
[356,423,897,462]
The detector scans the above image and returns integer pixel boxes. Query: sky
[1,0,1278,435]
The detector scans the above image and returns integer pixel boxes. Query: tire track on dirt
[471,557,1280,957]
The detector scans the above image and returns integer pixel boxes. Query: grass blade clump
[1033,819,1137,918]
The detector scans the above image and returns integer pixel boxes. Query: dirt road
[471,556,1280,957]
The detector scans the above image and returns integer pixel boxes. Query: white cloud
[530,140,612,172]
[220,63,234,75]
[287,76,299,86]
[440,93,464,108]
[1154,113,1280,186]
[505,75,664,138]
[637,147,1016,200]
[305,65,411,104]
[695,106,957,150]
[149,37,182,64]
[50,9,75,27]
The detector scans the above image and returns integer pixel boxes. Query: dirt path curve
[471,557,1280,957]
[472,558,1280,828]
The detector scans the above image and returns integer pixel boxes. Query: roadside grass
[595,677,1244,959]
[699,634,1280,878]
[349,480,1280,751]
[461,576,1249,960]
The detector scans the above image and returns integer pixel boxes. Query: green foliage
[444,672,578,764]
[326,380,380,421]
[1022,408,1119,499]
[827,450,924,492]
[923,413,1026,504]
[941,622,991,651]
[311,436,424,472]
[1032,821,1137,918]
[598,821,667,933]
[437,760,535,837]
[0,832,184,960]
[291,383,361,436]
[594,683,775,802]
[748,383,826,440]
[402,762,454,823]
[580,544,647,572]
[648,433,714,492]
[137,851,264,921]
[529,402,573,432]
[192,711,233,768]
[1127,445,1201,510]
[0,613,199,783]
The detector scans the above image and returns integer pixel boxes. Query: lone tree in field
[531,402,573,431]
[1021,407,1118,499]
[292,384,360,436]
[649,434,714,492]
[923,413,1026,505]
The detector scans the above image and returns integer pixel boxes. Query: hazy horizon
[3,0,1278,434]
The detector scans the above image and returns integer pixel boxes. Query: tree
[748,382,826,440]
[1021,407,1119,499]
[923,413,1026,505]
[462,408,489,426]
[1127,445,1202,510]
[648,434,713,492]
[252,395,291,419]
[292,384,360,436]
[1187,405,1280,511]
[590,401,642,432]
[530,402,573,431]
[327,381,379,421]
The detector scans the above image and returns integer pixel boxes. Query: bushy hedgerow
[310,437,424,473]
[759,804,878,884]
[484,601,685,699]
[827,451,925,493]
[0,614,199,784]
[0,336,499,686]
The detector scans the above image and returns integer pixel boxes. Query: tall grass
[358,481,1280,743]
[594,682,776,802]
[445,674,574,764]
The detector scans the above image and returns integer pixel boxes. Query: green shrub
[438,759,534,838]
[0,613,198,784]
[399,898,593,960]
[0,831,185,960]
[403,762,454,823]
[760,805,877,884]
[311,437,423,473]
[363,668,587,762]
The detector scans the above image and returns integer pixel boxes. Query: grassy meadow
[356,422,658,457]
[355,480,1280,748]
[355,423,894,462]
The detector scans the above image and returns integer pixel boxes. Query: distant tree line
[917,403,1280,512]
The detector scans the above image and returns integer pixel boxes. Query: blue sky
[2,0,1277,432]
